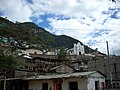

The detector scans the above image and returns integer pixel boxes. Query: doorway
[69,82,78,90]
[95,81,100,90]
[42,83,48,90]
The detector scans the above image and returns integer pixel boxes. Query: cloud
[31,0,111,18]
[0,0,120,55]
[116,11,120,17]
[42,0,120,54]
[0,0,32,22]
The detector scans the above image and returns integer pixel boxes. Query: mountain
[0,17,91,52]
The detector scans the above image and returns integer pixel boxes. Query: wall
[87,72,105,90]
[62,77,87,90]
[29,80,53,90]
[26,49,43,54]
[15,70,39,78]
[88,56,120,80]
[69,42,85,55]
[28,72,105,90]
[28,77,87,90]
[56,65,74,73]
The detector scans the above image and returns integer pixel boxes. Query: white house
[26,49,43,54]
[25,71,105,90]
[45,51,57,55]
[68,42,85,55]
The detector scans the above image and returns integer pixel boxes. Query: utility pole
[3,76,6,90]
[106,41,113,88]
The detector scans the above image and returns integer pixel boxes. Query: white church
[67,42,85,55]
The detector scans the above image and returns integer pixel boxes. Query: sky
[0,0,120,55]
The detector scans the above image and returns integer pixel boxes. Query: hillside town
[0,0,120,90]
[0,36,120,90]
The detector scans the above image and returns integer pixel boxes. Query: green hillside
[0,17,84,49]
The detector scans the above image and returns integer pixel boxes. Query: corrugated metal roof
[25,71,97,80]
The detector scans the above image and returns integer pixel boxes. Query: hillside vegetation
[0,17,95,54]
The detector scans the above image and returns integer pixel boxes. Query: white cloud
[0,0,120,55]
[31,0,111,18]
[116,10,120,17]
[47,18,92,36]
[44,0,120,54]
[0,0,32,22]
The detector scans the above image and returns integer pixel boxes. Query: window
[69,82,78,90]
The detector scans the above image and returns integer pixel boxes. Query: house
[45,51,57,55]
[49,64,76,74]
[25,71,105,90]
[88,55,120,89]
[26,49,43,55]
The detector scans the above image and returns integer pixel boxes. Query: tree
[0,52,19,90]
[0,54,18,75]
[58,47,67,61]
[0,48,25,75]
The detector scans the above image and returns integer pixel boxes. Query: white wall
[62,77,87,90]
[26,49,43,54]
[29,77,87,90]
[29,80,53,90]
[73,42,85,55]
[28,72,105,90]
[87,73,105,90]
[45,51,56,55]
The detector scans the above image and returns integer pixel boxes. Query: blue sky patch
[89,29,109,38]
[110,11,120,19]
[103,8,120,19]
[0,11,4,16]
[25,0,33,4]
[87,40,99,46]
[30,14,51,29]
[30,14,71,29]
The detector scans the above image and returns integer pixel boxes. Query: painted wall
[26,49,43,54]
[73,42,85,55]
[29,78,87,90]
[45,51,57,55]
[87,72,105,90]
[28,72,105,90]
[29,80,53,90]
[62,77,87,90]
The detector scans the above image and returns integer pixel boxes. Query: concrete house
[26,71,105,90]
[26,49,43,54]
[88,55,120,89]
[49,64,76,74]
